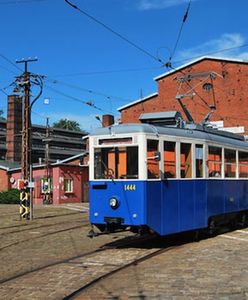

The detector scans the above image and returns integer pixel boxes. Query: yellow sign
[124,184,136,191]
[19,191,30,219]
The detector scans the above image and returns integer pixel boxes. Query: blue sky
[0,0,247,131]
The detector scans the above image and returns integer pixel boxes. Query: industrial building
[118,56,248,136]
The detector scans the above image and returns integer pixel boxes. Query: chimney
[102,115,114,127]
[6,95,22,161]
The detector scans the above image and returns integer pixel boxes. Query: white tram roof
[90,123,248,149]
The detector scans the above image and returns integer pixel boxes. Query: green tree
[0,109,5,120]
[53,118,86,133]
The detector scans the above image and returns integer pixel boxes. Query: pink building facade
[1,153,89,204]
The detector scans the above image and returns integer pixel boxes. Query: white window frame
[41,178,52,194]
[64,178,73,193]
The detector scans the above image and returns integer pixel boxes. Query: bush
[0,189,20,204]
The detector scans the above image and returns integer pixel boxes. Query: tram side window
[239,151,248,178]
[195,144,203,178]
[164,141,176,178]
[208,146,222,177]
[94,146,138,179]
[147,140,160,179]
[224,149,236,178]
[180,143,192,178]
[126,147,138,179]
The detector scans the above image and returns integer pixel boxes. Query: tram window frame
[164,141,176,178]
[94,146,139,180]
[238,151,248,178]
[147,139,160,179]
[208,146,222,178]
[180,143,192,179]
[195,144,204,178]
[224,148,236,178]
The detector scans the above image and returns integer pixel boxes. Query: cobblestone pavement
[79,229,248,300]
[0,204,248,300]
[0,204,128,300]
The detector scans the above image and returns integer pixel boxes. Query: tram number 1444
[124,184,136,191]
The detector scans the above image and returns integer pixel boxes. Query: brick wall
[6,95,22,161]
[120,58,248,133]
[0,169,9,192]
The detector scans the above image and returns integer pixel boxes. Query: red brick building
[119,57,248,134]
[1,153,89,204]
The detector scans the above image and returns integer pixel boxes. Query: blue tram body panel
[146,180,207,235]
[240,181,248,209]
[90,179,248,236]
[89,181,147,226]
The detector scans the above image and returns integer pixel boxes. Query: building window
[239,151,248,178]
[224,149,236,178]
[208,146,222,177]
[180,143,192,178]
[164,141,176,178]
[147,140,160,179]
[41,178,52,194]
[64,179,73,193]
[195,144,204,178]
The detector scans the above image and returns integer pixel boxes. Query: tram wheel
[240,214,248,228]
[208,219,216,236]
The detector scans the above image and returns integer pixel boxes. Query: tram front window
[94,146,138,179]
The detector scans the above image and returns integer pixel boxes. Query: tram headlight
[109,197,119,210]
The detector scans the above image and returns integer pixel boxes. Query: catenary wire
[45,77,131,103]
[45,84,112,114]
[50,66,162,78]
[0,54,22,73]
[30,43,248,79]
[173,43,248,65]
[64,0,164,65]
[169,0,192,63]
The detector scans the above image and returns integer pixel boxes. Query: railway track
[0,234,156,285]
[0,234,188,300]
[0,211,82,231]
[0,221,88,252]
[0,214,86,236]
[64,244,183,300]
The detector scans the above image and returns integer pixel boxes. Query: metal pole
[30,163,33,220]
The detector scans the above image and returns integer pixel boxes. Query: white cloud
[137,0,197,10]
[176,33,248,63]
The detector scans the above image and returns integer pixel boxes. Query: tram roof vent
[139,111,183,127]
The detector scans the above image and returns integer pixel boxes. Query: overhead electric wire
[168,0,191,64]
[64,0,164,65]
[173,43,248,65]
[0,82,15,96]
[0,88,8,96]
[0,64,18,75]
[45,84,112,114]
[51,66,161,78]
[47,41,248,79]
[45,77,130,102]
[0,54,22,73]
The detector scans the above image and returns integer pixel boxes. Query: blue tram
[88,112,248,236]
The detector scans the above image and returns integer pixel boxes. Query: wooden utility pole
[16,58,38,220]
